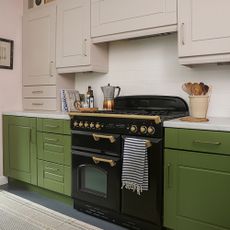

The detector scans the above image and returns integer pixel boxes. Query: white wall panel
[75,34,230,117]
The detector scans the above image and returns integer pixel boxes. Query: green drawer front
[37,132,71,166]
[165,128,230,155]
[7,115,36,127]
[38,160,71,196]
[37,118,70,135]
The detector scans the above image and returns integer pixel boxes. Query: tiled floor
[0,184,127,230]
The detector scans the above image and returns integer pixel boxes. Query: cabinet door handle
[49,61,54,77]
[193,140,221,145]
[167,163,171,188]
[83,38,87,56]
[181,23,185,45]
[29,129,32,143]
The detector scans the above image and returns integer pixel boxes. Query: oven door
[72,150,121,212]
[121,136,163,225]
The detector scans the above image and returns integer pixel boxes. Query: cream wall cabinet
[178,0,230,65]
[91,0,177,43]
[56,0,108,73]
[23,4,56,86]
[23,3,74,111]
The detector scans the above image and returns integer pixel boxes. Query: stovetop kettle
[101,83,121,110]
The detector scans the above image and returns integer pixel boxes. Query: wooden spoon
[182,83,192,95]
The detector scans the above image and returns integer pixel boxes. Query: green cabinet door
[164,149,230,230]
[3,116,37,185]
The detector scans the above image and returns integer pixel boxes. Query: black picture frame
[0,38,14,69]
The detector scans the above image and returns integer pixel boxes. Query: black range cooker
[70,95,188,230]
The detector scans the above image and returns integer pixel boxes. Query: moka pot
[101,83,121,110]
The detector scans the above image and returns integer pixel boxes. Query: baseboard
[0,176,8,185]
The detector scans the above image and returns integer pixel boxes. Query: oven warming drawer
[72,130,121,156]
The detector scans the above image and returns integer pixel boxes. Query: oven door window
[79,165,107,198]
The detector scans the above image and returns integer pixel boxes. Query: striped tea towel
[121,137,149,195]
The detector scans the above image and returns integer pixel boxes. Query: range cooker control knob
[90,122,95,128]
[73,121,78,127]
[140,126,147,134]
[130,125,137,133]
[84,122,89,128]
[147,126,155,135]
[95,123,101,129]
[79,121,83,127]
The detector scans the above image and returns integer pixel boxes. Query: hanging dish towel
[121,137,149,195]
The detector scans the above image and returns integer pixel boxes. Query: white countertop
[2,111,70,120]
[164,117,230,132]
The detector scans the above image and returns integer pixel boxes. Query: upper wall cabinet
[23,4,56,85]
[91,0,177,43]
[56,0,108,73]
[22,3,75,111]
[178,0,230,65]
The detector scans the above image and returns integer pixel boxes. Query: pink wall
[0,0,23,178]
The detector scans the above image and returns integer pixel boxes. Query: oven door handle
[92,133,116,143]
[92,156,116,167]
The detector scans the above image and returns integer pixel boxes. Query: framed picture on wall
[0,38,14,69]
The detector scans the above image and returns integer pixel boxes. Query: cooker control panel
[71,116,161,137]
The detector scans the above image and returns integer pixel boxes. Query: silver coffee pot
[101,83,121,110]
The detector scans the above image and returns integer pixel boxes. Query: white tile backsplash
[75,33,230,117]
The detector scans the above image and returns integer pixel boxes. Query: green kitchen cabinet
[3,116,37,185]
[164,128,230,230]
[37,118,71,196]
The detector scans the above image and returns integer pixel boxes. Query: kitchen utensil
[101,83,121,110]
[182,82,210,96]
[182,83,192,95]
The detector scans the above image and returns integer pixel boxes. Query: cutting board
[180,116,209,122]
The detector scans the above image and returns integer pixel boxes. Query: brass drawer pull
[32,90,43,94]
[92,156,116,167]
[92,133,116,143]
[44,125,59,128]
[32,103,44,106]
[44,138,59,142]
[193,140,221,145]
[45,167,60,172]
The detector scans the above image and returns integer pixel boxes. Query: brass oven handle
[92,133,116,143]
[92,156,116,167]
[193,140,221,145]
[145,140,152,148]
